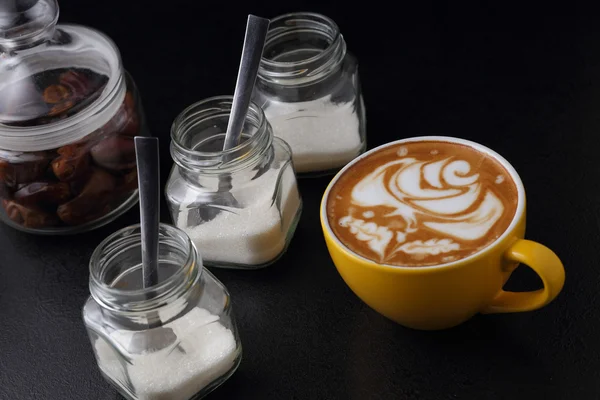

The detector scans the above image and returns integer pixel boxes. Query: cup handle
[481,239,565,314]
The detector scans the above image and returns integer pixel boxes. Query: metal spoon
[186,14,270,226]
[130,136,177,353]
[136,136,160,289]
[223,14,271,150]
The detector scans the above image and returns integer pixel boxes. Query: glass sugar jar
[252,12,367,177]
[166,96,303,269]
[83,223,242,400]
[0,0,148,234]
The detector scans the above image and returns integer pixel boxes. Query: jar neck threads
[89,223,201,315]
[170,95,273,175]
[257,12,347,87]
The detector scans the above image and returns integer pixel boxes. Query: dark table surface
[1,1,598,399]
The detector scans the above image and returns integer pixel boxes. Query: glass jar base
[202,203,303,270]
[0,190,139,235]
[100,348,242,400]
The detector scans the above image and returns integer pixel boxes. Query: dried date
[51,143,91,182]
[2,199,59,228]
[43,85,70,104]
[119,92,140,137]
[59,71,92,99]
[0,154,51,187]
[57,168,116,225]
[14,181,71,206]
[115,168,138,196]
[48,101,75,117]
[0,182,9,199]
[90,136,136,171]
[102,92,140,138]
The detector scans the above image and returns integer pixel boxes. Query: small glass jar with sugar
[83,223,242,400]
[165,96,303,269]
[252,12,367,176]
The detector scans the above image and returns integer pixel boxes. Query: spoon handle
[134,136,160,288]
[222,14,270,151]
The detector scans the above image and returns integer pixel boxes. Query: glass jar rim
[170,95,271,173]
[258,12,345,85]
[89,223,200,313]
[0,24,125,152]
[260,12,341,68]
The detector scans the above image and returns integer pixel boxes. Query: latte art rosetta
[351,156,504,240]
[327,141,519,266]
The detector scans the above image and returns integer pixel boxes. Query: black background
[1,1,598,399]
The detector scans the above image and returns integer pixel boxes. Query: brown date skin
[14,182,71,207]
[2,199,59,228]
[43,85,70,104]
[104,92,140,138]
[0,160,10,185]
[51,143,91,182]
[125,91,135,111]
[115,168,138,196]
[57,168,116,225]
[0,182,8,199]
[120,92,140,137]
[48,101,75,118]
[0,155,50,187]
[90,136,136,171]
[59,71,91,99]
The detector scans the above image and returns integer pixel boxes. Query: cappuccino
[326,140,518,267]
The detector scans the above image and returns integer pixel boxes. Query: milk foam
[351,156,503,239]
[329,142,517,266]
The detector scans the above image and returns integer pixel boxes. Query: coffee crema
[326,140,519,267]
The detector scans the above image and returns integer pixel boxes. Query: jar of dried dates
[0,0,148,234]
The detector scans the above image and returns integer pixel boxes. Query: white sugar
[264,95,364,173]
[178,166,301,266]
[94,307,238,400]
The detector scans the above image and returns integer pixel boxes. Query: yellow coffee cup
[320,136,565,330]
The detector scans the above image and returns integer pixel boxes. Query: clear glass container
[165,96,302,269]
[83,223,242,400]
[0,0,148,234]
[252,12,367,177]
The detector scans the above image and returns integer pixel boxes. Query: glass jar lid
[0,0,125,151]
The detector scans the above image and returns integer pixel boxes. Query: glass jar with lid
[83,223,242,400]
[165,96,302,269]
[0,0,148,234]
[252,12,367,177]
